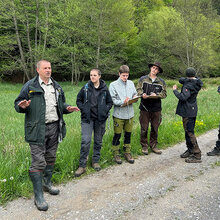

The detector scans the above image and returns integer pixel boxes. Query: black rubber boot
[29,171,48,211]
[43,165,60,195]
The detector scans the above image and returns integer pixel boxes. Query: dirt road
[1,129,220,220]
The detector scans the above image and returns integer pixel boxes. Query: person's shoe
[29,171,48,211]
[142,147,148,155]
[43,165,60,195]
[74,167,86,177]
[114,155,122,164]
[151,147,162,155]
[92,163,101,171]
[124,153,135,164]
[207,147,220,156]
[180,150,192,158]
[185,155,201,163]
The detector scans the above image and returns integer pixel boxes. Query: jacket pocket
[25,122,37,142]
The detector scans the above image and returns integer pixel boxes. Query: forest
[0,0,220,83]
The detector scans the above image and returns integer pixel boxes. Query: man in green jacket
[14,60,79,211]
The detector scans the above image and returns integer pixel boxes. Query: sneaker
[180,150,192,158]
[114,155,122,164]
[142,147,148,155]
[207,147,220,156]
[92,163,101,171]
[74,167,86,177]
[185,155,201,163]
[151,147,162,155]
[124,153,135,164]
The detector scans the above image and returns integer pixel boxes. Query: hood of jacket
[88,79,107,91]
[179,77,203,93]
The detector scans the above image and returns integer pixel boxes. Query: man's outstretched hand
[66,106,80,112]
[18,100,31,109]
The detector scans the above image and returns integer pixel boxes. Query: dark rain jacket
[173,77,203,118]
[76,79,113,123]
[14,75,70,145]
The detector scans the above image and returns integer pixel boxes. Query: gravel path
[0,129,220,220]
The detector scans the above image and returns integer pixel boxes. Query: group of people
[14,60,220,211]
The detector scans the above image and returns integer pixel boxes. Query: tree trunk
[20,0,34,77]
[96,10,103,68]
[12,1,30,81]
[43,1,49,56]
[35,0,39,64]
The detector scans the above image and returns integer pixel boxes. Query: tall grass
[0,78,219,205]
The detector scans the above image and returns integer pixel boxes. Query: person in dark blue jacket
[173,67,203,163]
[207,86,220,156]
[75,68,113,177]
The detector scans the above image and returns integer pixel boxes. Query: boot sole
[207,153,220,156]
[185,159,202,163]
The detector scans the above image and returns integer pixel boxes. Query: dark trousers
[182,117,201,158]
[29,122,59,171]
[139,111,162,148]
[79,120,106,168]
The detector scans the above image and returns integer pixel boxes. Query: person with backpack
[75,68,113,177]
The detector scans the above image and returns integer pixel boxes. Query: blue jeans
[79,120,106,167]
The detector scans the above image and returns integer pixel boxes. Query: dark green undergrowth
[0,77,219,205]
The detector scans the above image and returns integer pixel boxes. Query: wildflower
[1,179,7,182]
[10,176,14,180]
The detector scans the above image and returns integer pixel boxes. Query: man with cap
[207,86,220,156]
[173,67,203,163]
[136,62,167,155]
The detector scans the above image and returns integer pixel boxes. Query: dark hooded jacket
[173,77,203,117]
[76,79,113,123]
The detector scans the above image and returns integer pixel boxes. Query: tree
[136,0,220,77]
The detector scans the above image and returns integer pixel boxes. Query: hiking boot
[151,147,162,155]
[185,155,201,163]
[180,150,192,158]
[142,147,148,155]
[74,167,86,177]
[124,153,135,164]
[207,147,220,156]
[114,155,122,164]
[92,163,101,171]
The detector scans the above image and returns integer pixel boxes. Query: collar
[118,77,127,85]
[39,77,53,86]
[148,74,158,82]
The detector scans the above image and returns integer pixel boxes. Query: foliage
[0,0,219,81]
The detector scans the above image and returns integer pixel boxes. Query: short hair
[36,60,51,69]
[90,68,101,75]
[119,65,129,74]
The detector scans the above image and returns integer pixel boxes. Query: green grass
[0,78,220,205]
